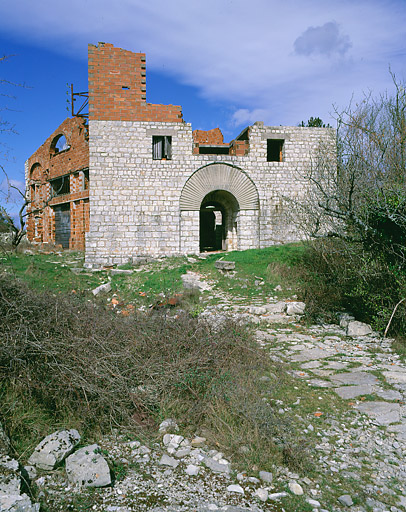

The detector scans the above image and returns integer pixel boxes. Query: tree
[0,56,33,249]
[299,117,331,128]
[295,74,406,265]
[290,74,406,334]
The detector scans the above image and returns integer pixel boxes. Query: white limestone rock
[202,457,230,474]
[288,481,303,495]
[226,484,244,494]
[65,444,111,487]
[28,429,80,470]
[0,456,20,495]
[185,464,200,476]
[92,282,112,296]
[264,302,286,314]
[346,321,373,336]
[158,419,179,433]
[158,454,179,468]
[0,493,40,512]
[255,488,269,502]
[258,470,273,483]
[286,302,306,315]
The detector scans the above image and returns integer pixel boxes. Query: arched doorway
[199,190,239,252]
[179,163,260,254]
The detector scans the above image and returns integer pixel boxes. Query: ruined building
[26,43,334,265]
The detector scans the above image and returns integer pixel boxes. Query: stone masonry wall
[85,119,334,266]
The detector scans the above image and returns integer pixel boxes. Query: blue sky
[0,0,405,210]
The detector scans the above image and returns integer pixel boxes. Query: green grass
[0,250,103,294]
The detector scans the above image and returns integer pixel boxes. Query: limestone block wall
[85,119,334,266]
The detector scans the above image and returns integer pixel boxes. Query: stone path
[201,293,406,511]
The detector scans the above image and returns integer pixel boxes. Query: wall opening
[267,139,284,162]
[51,134,70,154]
[199,190,239,252]
[54,204,71,248]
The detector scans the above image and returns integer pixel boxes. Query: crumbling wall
[26,117,89,249]
[88,43,183,123]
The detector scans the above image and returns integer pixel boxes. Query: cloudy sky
[0,0,405,199]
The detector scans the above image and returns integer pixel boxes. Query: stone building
[26,42,334,264]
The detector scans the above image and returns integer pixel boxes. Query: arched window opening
[51,134,70,154]
[30,163,42,181]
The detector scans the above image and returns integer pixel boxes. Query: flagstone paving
[202,292,406,511]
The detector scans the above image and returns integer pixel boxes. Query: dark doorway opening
[199,190,239,252]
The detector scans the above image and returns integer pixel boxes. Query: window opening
[198,146,229,155]
[267,139,284,162]
[50,175,70,197]
[51,134,70,154]
[152,136,172,160]
[82,169,89,190]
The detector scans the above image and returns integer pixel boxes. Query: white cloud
[0,0,405,128]
[231,108,271,127]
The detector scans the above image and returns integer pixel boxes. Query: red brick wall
[88,42,183,123]
[193,128,225,145]
[26,117,90,249]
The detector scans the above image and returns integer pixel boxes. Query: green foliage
[299,116,330,127]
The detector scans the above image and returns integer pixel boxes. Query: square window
[152,136,172,160]
[267,139,284,162]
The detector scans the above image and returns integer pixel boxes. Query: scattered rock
[338,494,354,506]
[264,302,286,314]
[202,457,230,474]
[269,492,288,500]
[346,321,373,336]
[65,444,111,487]
[110,269,133,276]
[226,484,244,494]
[0,494,40,512]
[185,464,200,476]
[214,260,235,271]
[159,419,179,433]
[92,282,112,296]
[286,302,306,315]
[158,454,179,468]
[258,470,273,483]
[255,488,268,501]
[28,429,80,470]
[181,272,212,292]
[288,481,303,495]
[0,456,20,495]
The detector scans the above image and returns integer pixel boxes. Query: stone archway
[180,163,260,254]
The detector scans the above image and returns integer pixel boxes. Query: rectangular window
[50,175,70,197]
[267,139,284,162]
[152,136,172,160]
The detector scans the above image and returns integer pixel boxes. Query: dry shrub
[0,276,312,471]
[0,276,259,446]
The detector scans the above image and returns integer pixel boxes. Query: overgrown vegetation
[0,273,313,472]
[291,75,406,337]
